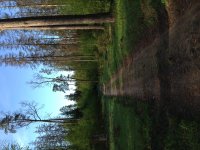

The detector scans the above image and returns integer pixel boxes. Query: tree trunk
[0,13,114,29]
[22,118,79,124]
[1,54,97,63]
[3,25,105,30]
[42,76,98,83]
[0,4,68,8]
[0,43,80,46]
[91,134,107,143]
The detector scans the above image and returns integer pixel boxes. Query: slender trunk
[43,76,98,83]
[4,54,95,60]
[70,77,98,83]
[1,55,98,64]
[0,4,68,8]
[0,43,79,46]
[31,80,75,85]
[40,37,79,40]
[20,118,79,124]
[3,58,97,64]
[6,25,105,30]
[91,134,107,143]
[0,13,114,29]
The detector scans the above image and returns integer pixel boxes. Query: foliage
[65,90,81,101]
[66,84,103,150]
[0,143,30,150]
[0,0,112,149]
[60,104,83,119]
[58,0,110,15]
[164,118,200,150]
[29,73,73,93]
[33,123,69,149]
[102,96,200,150]
[63,44,102,149]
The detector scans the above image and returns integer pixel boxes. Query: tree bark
[2,25,105,30]
[0,4,68,8]
[1,54,97,62]
[0,13,114,29]
[0,43,79,46]
[39,76,98,83]
[17,118,79,124]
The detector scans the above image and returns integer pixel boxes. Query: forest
[0,0,199,150]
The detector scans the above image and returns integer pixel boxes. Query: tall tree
[29,74,97,93]
[0,142,30,150]
[0,13,114,30]
[33,123,69,150]
[65,90,81,101]
[60,104,83,119]
[0,101,79,134]
[0,51,96,67]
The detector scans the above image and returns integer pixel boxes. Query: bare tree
[0,51,97,68]
[33,123,69,150]
[29,74,98,93]
[0,101,79,134]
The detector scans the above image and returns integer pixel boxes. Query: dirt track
[103,0,200,115]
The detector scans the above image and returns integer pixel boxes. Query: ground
[100,1,200,149]
[103,0,200,116]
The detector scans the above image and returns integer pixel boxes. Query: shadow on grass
[102,95,200,150]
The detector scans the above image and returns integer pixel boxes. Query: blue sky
[0,1,76,147]
[0,65,75,147]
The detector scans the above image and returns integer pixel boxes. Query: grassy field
[57,0,110,15]
[57,0,200,149]
[97,0,156,149]
[102,96,200,150]
[98,0,157,83]
[102,96,151,150]
[98,0,200,150]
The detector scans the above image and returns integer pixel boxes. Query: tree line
[0,0,112,149]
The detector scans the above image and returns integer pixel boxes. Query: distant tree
[65,90,81,101]
[33,123,69,150]
[29,74,72,93]
[35,123,68,135]
[60,104,83,119]
[1,143,30,150]
[0,101,79,134]
[0,29,80,55]
[52,83,69,93]
[29,74,97,93]
[0,51,96,67]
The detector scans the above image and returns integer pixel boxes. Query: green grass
[55,0,200,149]
[98,0,158,83]
[102,96,200,150]
[57,0,110,15]
[102,96,151,150]
[97,1,157,149]
[164,118,200,150]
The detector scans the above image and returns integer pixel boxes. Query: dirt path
[103,0,200,114]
